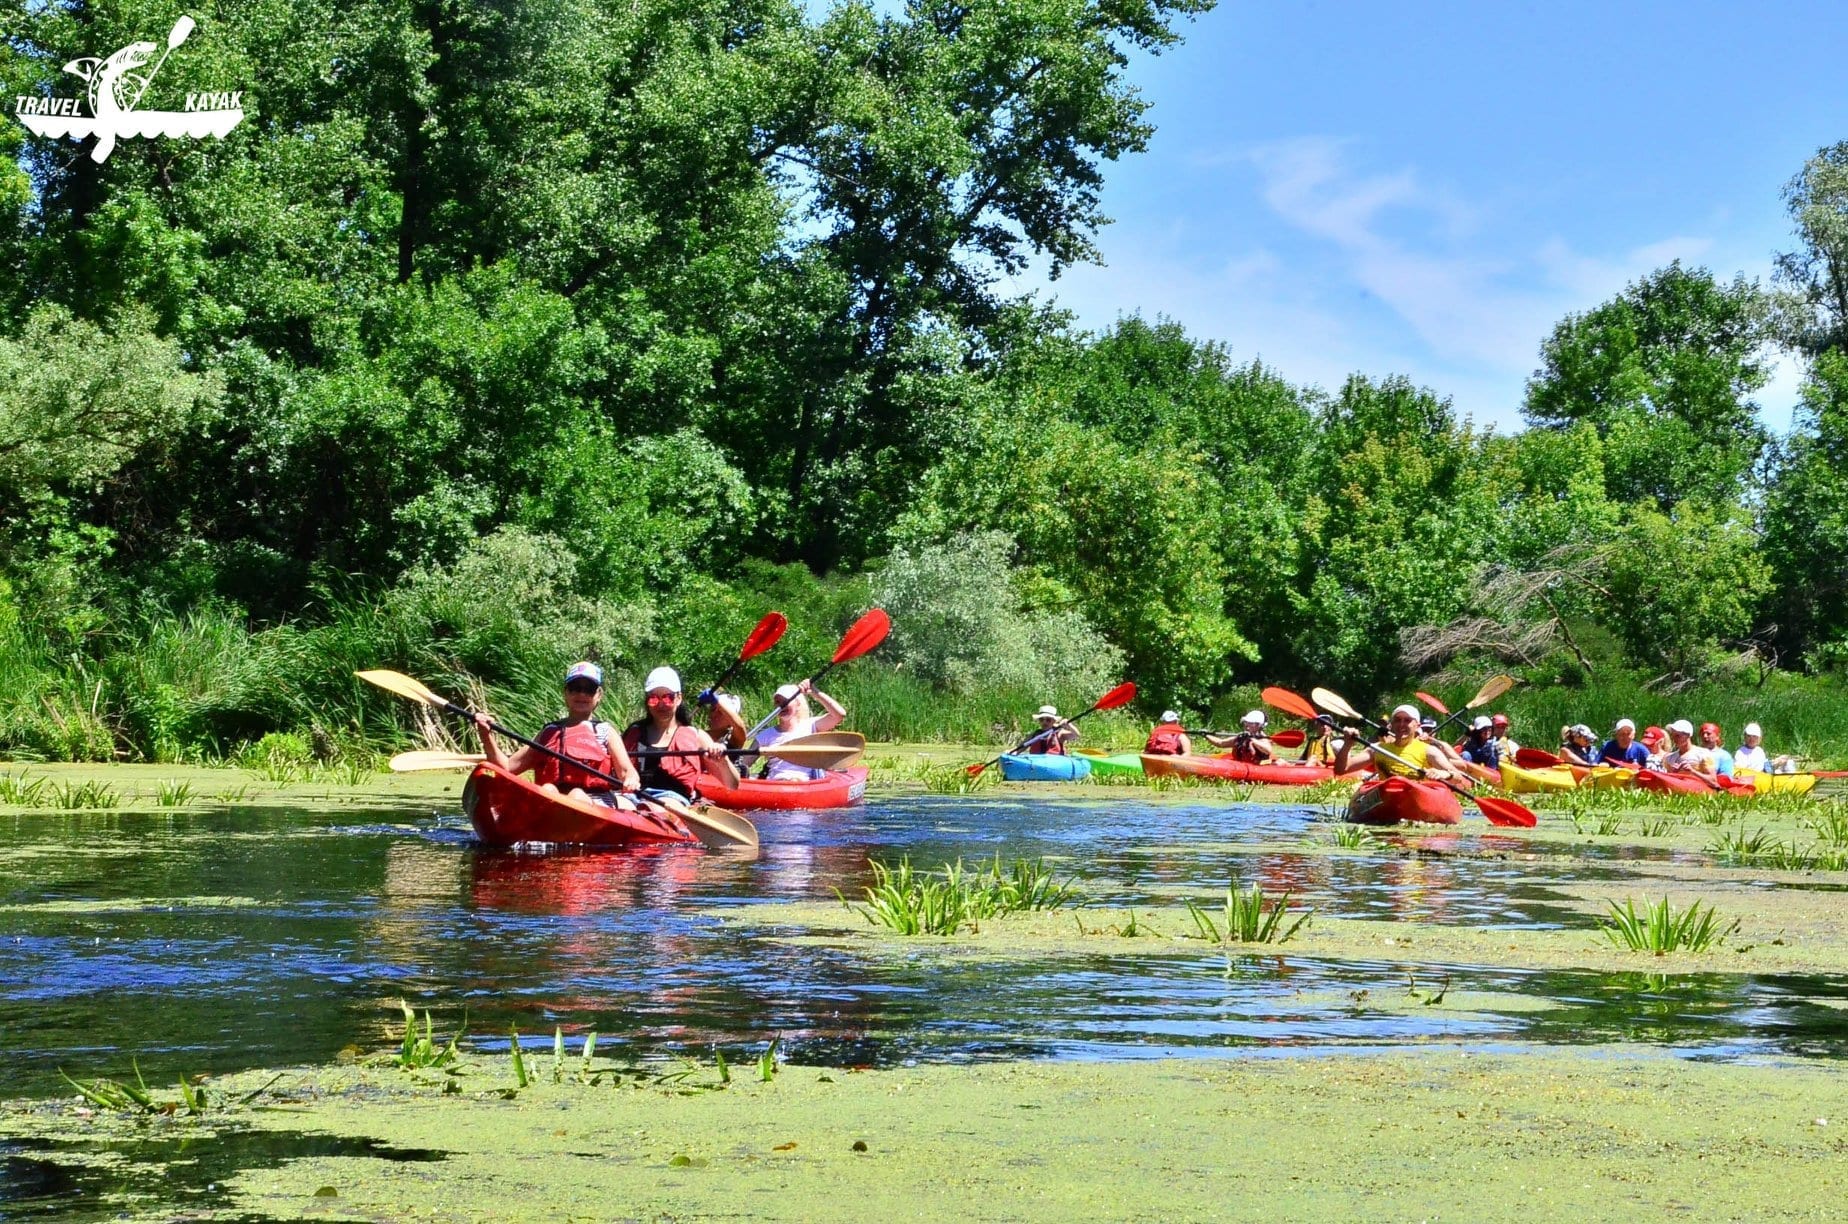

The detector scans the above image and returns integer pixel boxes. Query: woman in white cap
[1458,716,1500,771]
[1660,719,1716,777]
[755,679,847,781]
[1025,704,1080,756]
[620,666,741,799]
[1597,719,1649,768]
[1732,723,1795,775]
[1334,704,1466,780]
[1205,710,1273,764]
[1144,710,1190,757]
[474,660,641,806]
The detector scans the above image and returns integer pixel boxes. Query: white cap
[1614,718,1635,733]
[717,693,742,714]
[1668,719,1694,735]
[1036,704,1060,719]
[1743,722,1762,737]
[1391,704,1420,720]
[775,683,801,702]
[1471,715,1493,731]
[564,661,603,686]
[1159,710,1181,724]
[1241,710,1265,726]
[643,666,681,693]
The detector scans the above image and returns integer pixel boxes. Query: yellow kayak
[1577,765,1637,790]
[1740,771,1818,796]
[1498,762,1580,793]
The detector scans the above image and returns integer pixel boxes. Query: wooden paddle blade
[1515,746,1562,768]
[1093,681,1138,711]
[356,669,451,710]
[1414,690,1449,716]
[832,608,891,664]
[389,750,484,772]
[1467,673,1516,708]
[740,612,788,661]
[1310,687,1364,722]
[1472,793,1537,828]
[639,791,759,848]
[1261,686,1319,721]
[1271,729,1305,748]
[758,743,862,770]
[773,730,866,752]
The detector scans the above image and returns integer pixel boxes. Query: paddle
[391,733,864,774]
[699,612,788,746]
[1414,691,1449,716]
[1429,674,1516,736]
[390,750,485,771]
[743,609,890,741]
[356,669,758,848]
[1184,728,1304,747]
[965,682,1138,777]
[1311,687,1536,828]
[1261,686,1321,722]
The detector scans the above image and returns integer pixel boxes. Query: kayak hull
[1139,755,1361,786]
[1347,777,1464,825]
[697,767,869,810]
[1634,769,1756,797]
[1080,752,1147,777]
[462,764,703,847]
[1499,762,1580,794]
[1744,771,1818,796]
[999,754,1093,782]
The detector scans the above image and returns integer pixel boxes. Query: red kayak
[462,764,703,847]
[697,767,869,810]
[1346,777,1464,825]
[1139,755,1364,786]
[1634,769,1756,798]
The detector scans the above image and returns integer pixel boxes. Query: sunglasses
[644,692,679,705]
[565,681,600,695]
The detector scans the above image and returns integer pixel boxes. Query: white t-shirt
[757,717,822,781]
[1733,744,1768,773]
[1662,745,1714,773]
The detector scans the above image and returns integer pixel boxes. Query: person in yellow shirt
[1334,704,1466,780]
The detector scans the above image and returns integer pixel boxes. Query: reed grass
[1600,897,1739,954]
[0,772,48,806]
[154,779,196,807]
[840,855,1082,935]
[395,1001,462,1070]
[1185,882,1311,945]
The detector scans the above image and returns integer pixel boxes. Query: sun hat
[1391,704,1420,721]
[1159,710,1181,724]
[1491,713,1509,727]
[1743,722,1763,738]
[1419,716,1438,730]
[565,661,604,687]
[643,665,681,693]
[1471,715,1493,732]
[1667,719,1694,736]
[1571,724,1593,739]
[1241,710,1266,726]
[1036,704,1060,719]
[1614,718,1635,733]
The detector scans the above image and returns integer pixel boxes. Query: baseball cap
[1471,715,1492,731]
[1641,725,1666,745]
[775,683,801,702]
[717,693,742,714]
[1159,710,1180,724]
[1614,718,1635,733]
[565,661,603,686]
[1036,704,1060,719]
[1391,704,1420,721]
[643,666,681,693]
[1241,710,1266,726]
[1667,719,1694,735]
[1699,722,1721,738]
[1491,714,1509,727]
[1743,722,1763,737]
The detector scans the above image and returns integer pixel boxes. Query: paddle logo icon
[12,16,244,163]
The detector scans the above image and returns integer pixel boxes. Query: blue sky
[1018,0,1848,433]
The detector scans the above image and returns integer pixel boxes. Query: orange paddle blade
[740,612,787,661]
[1261,686,1318,721]
[1515,747,1561,768]
[1473,793,1537,828]
[1094,681,1138,711]
[1414,691,1449,716]
[833,608,890,664]
[1271,729,1305,747]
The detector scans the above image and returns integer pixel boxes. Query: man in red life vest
[473,661,641,807]
[1144,710,1191,756]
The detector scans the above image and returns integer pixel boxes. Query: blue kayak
[998,753,1093,782]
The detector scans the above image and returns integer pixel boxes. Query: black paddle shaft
[443,697,633,793]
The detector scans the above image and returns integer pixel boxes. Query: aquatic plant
[1329,823,1370,849]
[59,1059,155,1112]
[0,772,48,806]
[756,1036,780,1082]
[839,855,1081,935]
[508,1024,529,1088]
[214,783,253,802]
[1185,882,1310,945]
[154,779,195,807]
[1600,897,1739,954]
[713,1048,731,1084]
[1707,827,1780,862]
[1637,816,1674,837]
[1806,805,1848,846]
[921,765,996,795]
[395,1001,462,1070]
[48,780,119,809]
[1595,814,1624,836]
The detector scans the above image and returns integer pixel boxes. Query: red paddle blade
[1415,690,1449,716]
[832,608,890,665]
[1515,747,1561,768]
[1473,794,1537,828]
[739,612,787,661]
[1261,686,1318,721]
[1093,681,1137,712]
[1271,729,1305,747]
[965,758,994,777]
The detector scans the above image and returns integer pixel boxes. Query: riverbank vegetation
[8,3,1848,764]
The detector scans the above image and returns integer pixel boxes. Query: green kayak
[1081,752,1145,778]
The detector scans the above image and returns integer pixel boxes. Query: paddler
[1558,724,1599,768]
[1697,722,1736,777]
[621,667,741,800]
[1205,710,1273,763]
[755,680,847,781]
[1490,713,1519,759]
[1598,719,1649,768]
[1025,704,1080,755]
[1333,703,1467,781]
[1458,716,1500,771]
[1660,719,1716,778]
[1733,722,1795,775]
[1144,710,1190,757]
[1297,714,1339,766]
[473,661,641,806]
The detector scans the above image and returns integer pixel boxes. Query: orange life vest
[533,720,615,791]
[1145,725,1186,755]
[622,723,707,800]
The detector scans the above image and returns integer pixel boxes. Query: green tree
[1524,262,1772,510]
[1775,142,1848,357]
[1761,351,1848,664]
[1598,502,1770,678]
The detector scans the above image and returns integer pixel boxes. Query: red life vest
[533,720,614,791]
[622,723,707,800]
[1145,725,1186,755]
[1028,727,1067,756]
[1230,734,1268,764]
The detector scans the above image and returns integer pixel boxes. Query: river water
[3,792,1846,1100]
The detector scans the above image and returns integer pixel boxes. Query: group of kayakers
[1547,717,1793,778]
[473,661,848,809]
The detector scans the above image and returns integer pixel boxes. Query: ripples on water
[2,794,1845,1098]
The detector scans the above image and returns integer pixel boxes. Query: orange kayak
[1346,777,1464,825]
[462,764,704,847]
[698,767,869,810]
[1139,755,1365,785]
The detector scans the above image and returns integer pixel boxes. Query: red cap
[1700,722,1721,739]
[1490,713,1509,727]
[1641,725,1666,746]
